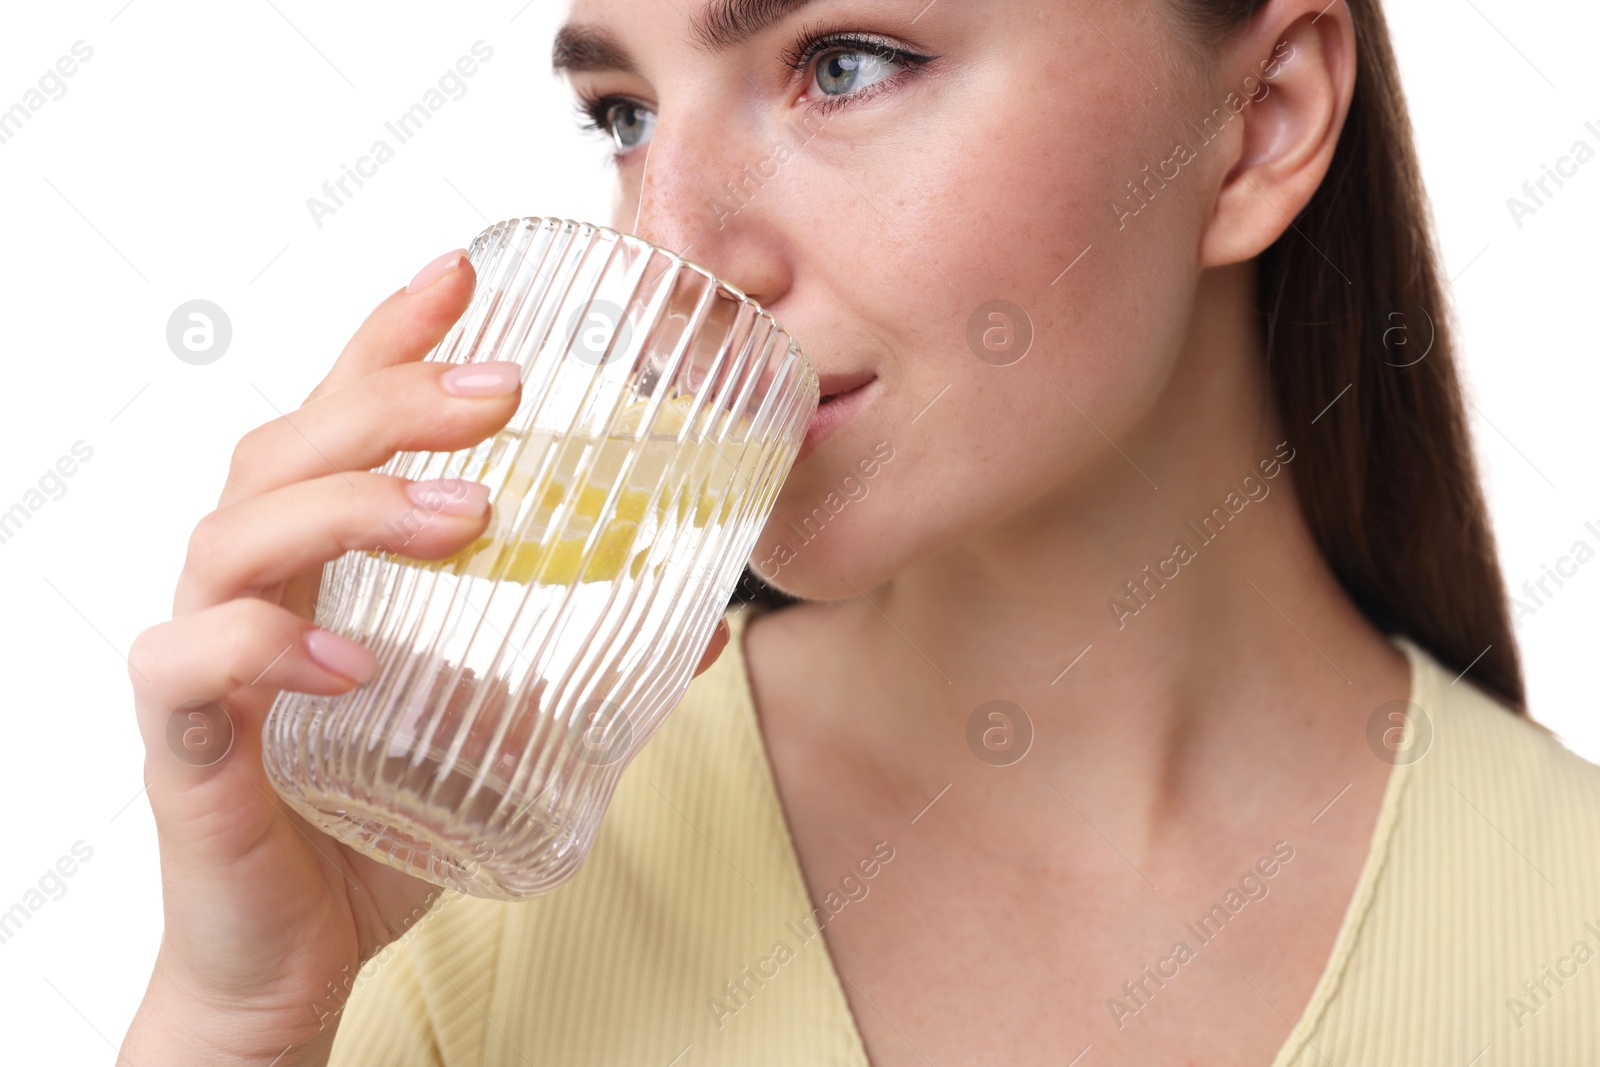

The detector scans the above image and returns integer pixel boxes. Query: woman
[120,0,1600,1063]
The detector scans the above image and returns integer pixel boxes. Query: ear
[1198,0,1357,268]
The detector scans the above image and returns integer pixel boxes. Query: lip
[799,375,877,461]
[817,370,878,399]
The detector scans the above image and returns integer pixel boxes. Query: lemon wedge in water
[412,395,744,585]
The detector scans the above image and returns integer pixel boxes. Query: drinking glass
[262,217,818,900]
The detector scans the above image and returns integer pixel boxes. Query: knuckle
[357,368,410,420]
[303,472,396,554]
[183,509,226,577]
[218,603,265,678]
[126,625,164,689]
[212,599,286,690]
[357,475,412,545]
[359,363,508,456]
[227,421,273,482]
[324,372,409,449]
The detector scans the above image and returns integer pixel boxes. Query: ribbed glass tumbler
[262,217,818,900]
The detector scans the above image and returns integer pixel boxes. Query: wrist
[122,965,336,1067]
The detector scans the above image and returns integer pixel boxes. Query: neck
[815,263,1405,831]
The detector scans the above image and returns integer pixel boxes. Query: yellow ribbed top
[328,608,1600,1065]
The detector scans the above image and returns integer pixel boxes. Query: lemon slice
[401,395,748,586]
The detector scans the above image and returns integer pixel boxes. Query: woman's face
[557,0,1227,600]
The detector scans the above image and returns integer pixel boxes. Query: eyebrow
[550,25,639,75]
[551,0,820,75]
[691,0,819,51]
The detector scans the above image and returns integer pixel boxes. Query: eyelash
[779,23,934,115]
[574,25,933,154]
[572,94,635,151]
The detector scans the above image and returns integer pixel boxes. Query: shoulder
[1398,635,1600,839]
[1289,637,1600,1064]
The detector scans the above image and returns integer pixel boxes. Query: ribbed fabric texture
[329,610,1600,1066]
[330,605,868,1066]
[1272,635,1600,1066]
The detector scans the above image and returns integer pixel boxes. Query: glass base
[275,783,588,901]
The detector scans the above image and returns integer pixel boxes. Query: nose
[627,116,795,310]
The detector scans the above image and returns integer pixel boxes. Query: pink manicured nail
[407,248,467,294]
[441,361,522,397]
[406,478,490,517]
[304,629,377,683]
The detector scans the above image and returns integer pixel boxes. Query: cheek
[753,45,1207,593]
[807,45,1201,413]
[608,164,645,232]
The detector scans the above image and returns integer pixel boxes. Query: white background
[0,2,1594,1062]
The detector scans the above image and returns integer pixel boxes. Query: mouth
[817,371,878,403]
[800,373,878,461]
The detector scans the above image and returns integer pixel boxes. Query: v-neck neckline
[724,605,1426,1065]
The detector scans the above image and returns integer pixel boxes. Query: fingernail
[441,361,522,397]
[407,248,467,294]
[406,478,490,517]
[304,629,377,684]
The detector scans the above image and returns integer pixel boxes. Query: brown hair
[733,0,1527,712]
[1170,0,1524,710]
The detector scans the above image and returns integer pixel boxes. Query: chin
[742,503,899,603]
[748,565,854,604]
[742,434,904,592]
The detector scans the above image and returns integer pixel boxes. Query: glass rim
[471,215,818,388]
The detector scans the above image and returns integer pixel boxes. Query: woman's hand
[119,250,732,1066]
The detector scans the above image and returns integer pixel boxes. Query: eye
[813,47,901,97]
[601,99,656,152]
[782,32,933,113]
[576,95,657,156]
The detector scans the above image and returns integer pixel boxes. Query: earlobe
[1197,3,1356,268]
